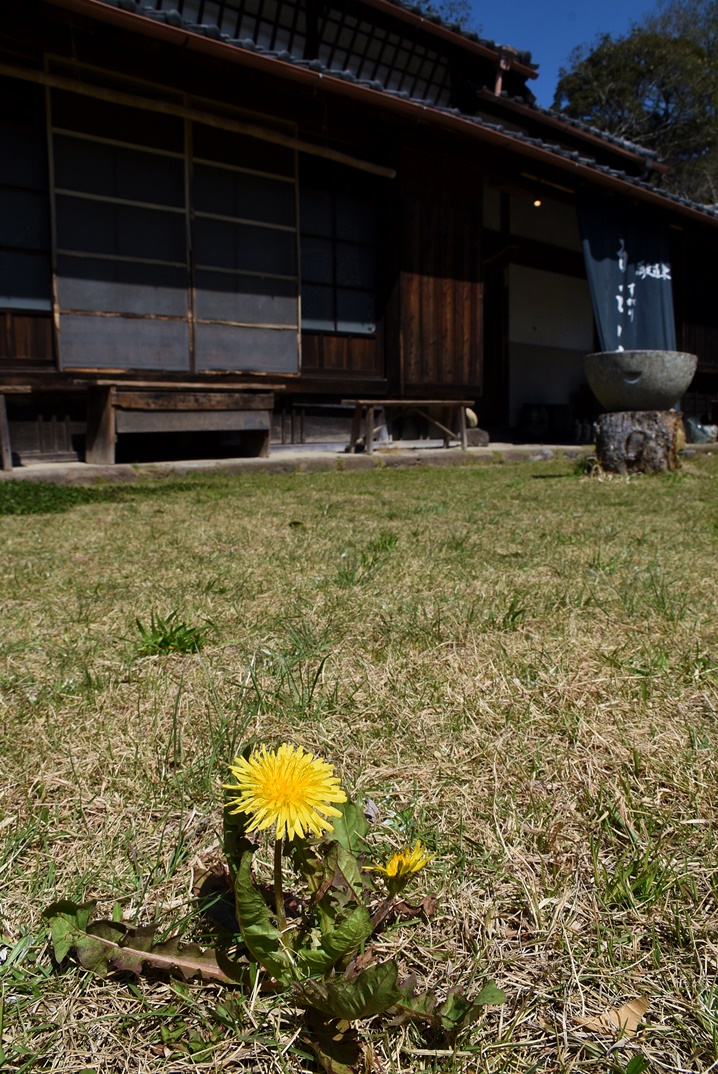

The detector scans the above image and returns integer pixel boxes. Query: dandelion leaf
[297,906,373,977]
[292,841,369,936]
[233,850,296,985]
[43,901,248,984]
[223,796,255,880]
[304,1010,364,1074]
[43,900,96,963]
[323,906,373,960]
[393,981,505,1033]
[330,798,370,858]
[294,960,404,1020]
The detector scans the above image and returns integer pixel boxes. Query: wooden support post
[458,405,468,451]
[595,410,684,474]
[0,395,12,471]
[349,404,362,453]
[365,404,375,455]
[86,386,116,465]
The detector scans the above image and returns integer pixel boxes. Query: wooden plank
[0,395,13,470]
[94,379,287,390]
[114,390,274,411]
[341,398,475,406]
[0,313,54,361]
[115,409,270,433]
[86,385,116,464]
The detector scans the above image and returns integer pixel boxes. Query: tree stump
[595,410,685,475]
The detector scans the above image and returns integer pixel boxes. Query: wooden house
[2,0,718,465]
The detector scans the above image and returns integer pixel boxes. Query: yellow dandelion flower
[370,840,433,886]
[224,743,347,841]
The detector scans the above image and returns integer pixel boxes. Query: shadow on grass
[0,479,200,516]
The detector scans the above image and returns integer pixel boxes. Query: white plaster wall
[508,265,595,427]
[510,195,582,251]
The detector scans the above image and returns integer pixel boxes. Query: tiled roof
[92,0,718,223]
[378,0,536,67]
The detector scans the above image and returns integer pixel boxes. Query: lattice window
[0,77,52,311]
[300,181,377,336]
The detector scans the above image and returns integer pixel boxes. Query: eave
[42,0,718,231]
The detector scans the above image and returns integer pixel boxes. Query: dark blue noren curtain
[578,197,676,352]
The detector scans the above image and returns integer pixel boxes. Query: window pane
[0,250,51,308]
[52,90,184,153]
[336,288,374,334]
[0,189,50,251]
[57,255,188,316]
[0,122,48,190]
[194,218,297,275]
[54,135,185,207]
[301,236,333,284]
[193,122,294,178]
[335,194,376,242]
[195,269,297,324]
[301,284,334,330]
[194,163,294,225]
[56,196,186,262]
[336,243,374,289]
[299,188,332,237]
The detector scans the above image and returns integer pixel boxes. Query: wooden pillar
[0,395,12,471]
[86,386,116,465]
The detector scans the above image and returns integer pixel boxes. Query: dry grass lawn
[2,454,718,1072]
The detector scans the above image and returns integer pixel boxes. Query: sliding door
[48,74,299,375]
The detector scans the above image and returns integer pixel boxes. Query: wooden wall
[0,312,54,367]
[399,150,483,393]
[300,332,383,377]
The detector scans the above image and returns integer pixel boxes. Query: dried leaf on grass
[392,894,439,919]
[574,996,650,1036]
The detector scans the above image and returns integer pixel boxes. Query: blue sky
[467,0,662,107]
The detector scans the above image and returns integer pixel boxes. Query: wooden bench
[342,399,475,454]
[86,384,275,464]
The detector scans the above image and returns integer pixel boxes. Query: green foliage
[394,981,507,1033]
[134,610,213,656]
[42,900,248,984]
[223,785,504,1066]
[414,0,475,29]
[335,531,398,588]
[0,478,195,516]
[554,15,718,203]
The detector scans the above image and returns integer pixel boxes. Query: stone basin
[584,350,697,412]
